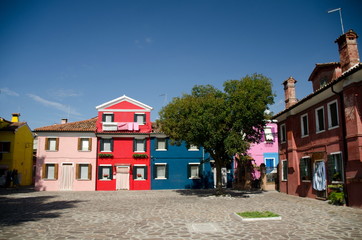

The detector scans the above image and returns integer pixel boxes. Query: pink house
[34,118,97,191]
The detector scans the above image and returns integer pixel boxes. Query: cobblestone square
[1,189,361,239]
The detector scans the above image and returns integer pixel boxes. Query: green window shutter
[153,164,157,179]
[327,155,334,182]
[155,138,158,150]
[299,158,306,180]
[100,139,104,152]
[144,166,148,180]
[165,164,169,179]
[144,139,147,152]
[133,166,137,179]
[102,114,106,122]
[98,167,103,179]
[142,114,146,124]
[187,164,191,178]
[110,139,114,152]
[165,138,169,150]
[109,166,113,179]
[134,114,137,122]
[133,139,136,152]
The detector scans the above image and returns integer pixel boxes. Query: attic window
[320,77,327,88]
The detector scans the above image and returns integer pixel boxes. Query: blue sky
[1,0,361,129]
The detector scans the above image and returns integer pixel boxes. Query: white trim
[300,113,309,137]
[315,106,325,134]
[61,162,74,166]
[264,157,275,167]
[99,164,112,166]
[327,100,339,129]
[155,163,167,165]
[134,164,146,166]
[330,151,342,155]
[96,95,153,111]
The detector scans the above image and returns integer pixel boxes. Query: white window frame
[156,138,167,151]
[78,163,91,180]
[188,163,200,179]
[281,160,288,181]
[79,138,91,151]
[188,145,199,151]
[300,156,312,182]
[154,163,167,179]
[102,113,114,123]
[45,163,57,180]
[134,164,147,180]
[134,138,146,153]
[280,124,286,143]
[300,113,309,137]
[47,137,58,151]
[315,106,325,134]
[101,138,113,152]
[329,151,344,183]
[99,164,112,180]
[264,127,274,142]
[135,113,146,125]
[327,100,339,130]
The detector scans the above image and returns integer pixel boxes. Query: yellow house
[0,113,34,186]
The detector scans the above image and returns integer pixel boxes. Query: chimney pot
[335,29,360,72]
[283,77,298,109]
[11,113,20,123]
[61,119,68,124]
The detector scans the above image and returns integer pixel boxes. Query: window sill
[281,180,288,182]
[301,180,311,183]
[134,179,146,181]
[188,149,199,151]
[156,149,167,151]
[46,150,58,152]
[316,130,325,134]
[301,135,309,138]
[189,177,200,180]
[328,125,339,130]
[331,181,344,184]
[99,179,112,181]
[43,179,57,181]
[155,177,167,180]
[78,150,91,152]
[77,179,91,181]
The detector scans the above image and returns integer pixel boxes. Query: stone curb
[231,212,282,222]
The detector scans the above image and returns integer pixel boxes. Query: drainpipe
[331,84,349,206]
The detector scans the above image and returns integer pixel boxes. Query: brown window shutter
[88,138,92,151]
[54,164,59,180]
[88,164,92,180]
[75,164,80,179]
[78,138,81,151]
[42,164,46,178]
[56,138,59,151]
[45,138,49,150]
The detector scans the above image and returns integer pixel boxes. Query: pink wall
[248,122,279,166]
[35,134,97,191]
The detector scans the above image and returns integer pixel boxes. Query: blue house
[150,134,214,190]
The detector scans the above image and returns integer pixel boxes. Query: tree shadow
[0,191,84,226]
[174,188,264,198]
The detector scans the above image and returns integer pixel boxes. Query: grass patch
[237,211,280,218]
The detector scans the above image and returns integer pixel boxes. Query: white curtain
[61,164,74,190]
[313,161,326,191]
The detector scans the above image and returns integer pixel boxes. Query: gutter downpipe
[331,84,349,206]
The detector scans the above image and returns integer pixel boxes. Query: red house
[274,30,362,207]
[95,95,153,191]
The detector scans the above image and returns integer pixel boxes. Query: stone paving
[1,188,362,240]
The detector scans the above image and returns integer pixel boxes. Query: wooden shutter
[88,138,92,151]
[155,138,158,150]
[133,139,136,152]
[42,164,46,178]
[98,166,102,179]
[165,164,169,179]
[143,139,147,152]
[133,166,137,179]
[165,138,168,150]
[45,138,49,150]
[299,158,306,180]
[76,164,80,179]
[153,164,157,179]
[54,164,59,180]
[88,164,92,180]
[77,138,81,151]
[142,114,146,124]
[100,139,104,152]
[327,154,335,182]
[55,138,59,151]
[187,164,191,178]
[110,139,114,152]
[144,166,147,180]
[102,114,106,122]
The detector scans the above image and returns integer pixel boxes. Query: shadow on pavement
[0,188,84,226]
[174,188,265,198]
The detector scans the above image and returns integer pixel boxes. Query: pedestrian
[12,169,19,188]
[5,170,12,188]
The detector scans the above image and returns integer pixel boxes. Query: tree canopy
[158,73,274,189]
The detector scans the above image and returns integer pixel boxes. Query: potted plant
[133,154,148,159]
[327,184,345,205]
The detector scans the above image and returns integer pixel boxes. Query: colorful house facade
[95,95,153,191]
[273,30,362,207]
[0,113,34,186]
[150,131,214,190]
[34,118,97,191]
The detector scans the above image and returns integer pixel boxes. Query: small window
[300,157,312,181]
[154,164,168,179]
[133,165,147,180]
[281,160,288,181]
[264,127,274,142]
[280,124,286,143]
[300,113,309,137]
[188,145,199,151]
[327,152,343,182]
[46,138,59,151]
[76,164,92,180]
[102,113,114,122]
[315,107,325,133]
[328,100,339,129]
[188,163,200,179]
[134,113,146,125]
[98,166,112,180]
[42,163,59,180]
[0,142,10,153]
[100,139,113,152]
[78,138,92,151]
[156,138,167,151]
[134,139,146,152]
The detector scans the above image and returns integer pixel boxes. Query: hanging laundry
[133,122,139,131]
[313,161,326,191]
[117,122,128,131]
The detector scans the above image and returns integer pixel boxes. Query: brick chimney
[335,29,360,72]
[61,118,68,124]
[11,113,20,122]
[283,77,298,109]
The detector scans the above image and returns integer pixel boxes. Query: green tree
[158,74,274,191]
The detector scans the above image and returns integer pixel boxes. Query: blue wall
[150,138,214,189]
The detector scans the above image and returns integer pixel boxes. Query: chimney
[335,29,360,72]
[11,113,20,122]
[283,77,298,109]
[61,118,68,124]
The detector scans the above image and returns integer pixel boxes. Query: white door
[116,166,130,190]
[60,163,74,190]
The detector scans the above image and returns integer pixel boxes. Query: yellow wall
[0,124,34,185]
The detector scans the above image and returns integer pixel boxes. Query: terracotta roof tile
[34,117,97,132]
